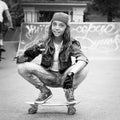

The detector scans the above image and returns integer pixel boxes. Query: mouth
[53,31,61,36]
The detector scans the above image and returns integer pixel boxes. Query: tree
[93,0,120,21]
[10,3,24,26]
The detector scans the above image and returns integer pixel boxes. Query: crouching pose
[17,12,89,115]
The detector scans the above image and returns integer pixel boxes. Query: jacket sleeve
[16,41,45,64]
[71,39,89,64]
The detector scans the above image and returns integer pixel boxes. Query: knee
[17,63,27,75]
[81,65,89,77]
[17,62,36,76]
[78,65,89,79]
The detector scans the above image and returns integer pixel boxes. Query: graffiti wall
[17,22,120,59]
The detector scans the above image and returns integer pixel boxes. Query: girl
[17,12,89,115]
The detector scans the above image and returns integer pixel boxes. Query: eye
[52,22,57,26]
[59,23,65,27]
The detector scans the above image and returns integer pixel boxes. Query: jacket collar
[48,38,72,53]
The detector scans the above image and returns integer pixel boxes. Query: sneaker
[35,89,52,103]
[63,72,74,89]
[67,106,76,115]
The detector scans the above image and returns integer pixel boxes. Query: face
[51,20,67,37]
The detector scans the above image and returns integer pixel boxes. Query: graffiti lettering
[71,23,118,36]
[75,34,120,53]
[25,24,48,40]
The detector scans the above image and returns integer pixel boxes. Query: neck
[53,36,63,44]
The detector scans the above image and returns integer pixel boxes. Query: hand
[63,78,73,89]
[63,72,74,89]
[8,26,14,30]
[16,55,28,64]
[38,42,45,52]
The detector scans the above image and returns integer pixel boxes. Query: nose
[55,24,60,30]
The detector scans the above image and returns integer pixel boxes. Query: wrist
[68,72,74,77]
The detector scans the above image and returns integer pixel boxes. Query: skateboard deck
[26,100,80,106]
[26,100,80,114]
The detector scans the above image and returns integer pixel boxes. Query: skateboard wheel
[28,107,38,114]
[67,106,76,115]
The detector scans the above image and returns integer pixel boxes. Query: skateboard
[26,100,80,115]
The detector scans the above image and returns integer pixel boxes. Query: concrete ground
[0,42,120,120]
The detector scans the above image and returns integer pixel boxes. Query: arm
[4,9,13,28]
[71,40,88,63]
[16,42,45,64]
[70,39,89,74]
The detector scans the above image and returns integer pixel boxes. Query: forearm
[8,15,13,27]
[70,60,87,74]
[5,10,13,27]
